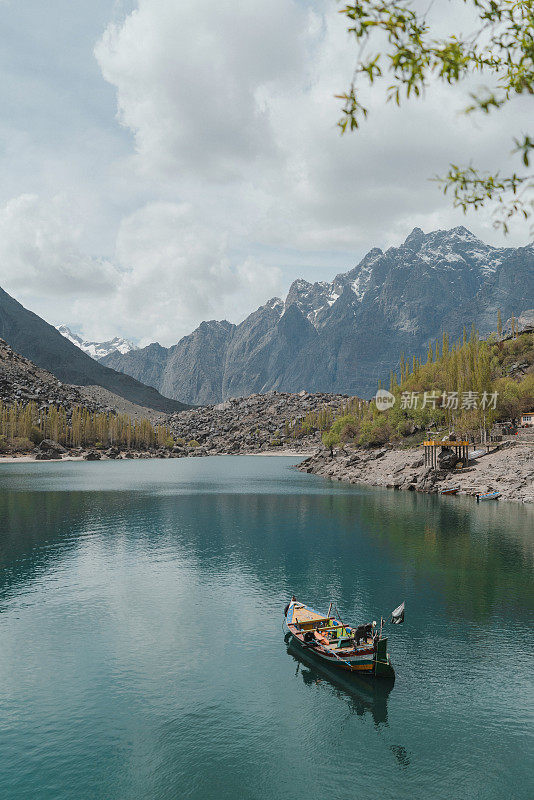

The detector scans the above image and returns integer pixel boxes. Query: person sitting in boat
[314,628,329,647]
[284,596,296,617]
[354,622,373,645]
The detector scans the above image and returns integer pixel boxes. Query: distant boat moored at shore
[439,486,460,495]
[469,449,487,460]
[476,491,502,502]
[284,598,397,679]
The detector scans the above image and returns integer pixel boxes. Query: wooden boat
[284,598,395,679]
[439,486,460,495]
[476,491,501,502]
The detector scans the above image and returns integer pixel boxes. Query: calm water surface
[0,456,532,800]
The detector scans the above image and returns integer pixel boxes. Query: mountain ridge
[99,225,533,403]
[0,287,189,413]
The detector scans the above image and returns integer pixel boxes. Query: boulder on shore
[35,439,66,459]
[39,439,67,454]
[438,447,459,470]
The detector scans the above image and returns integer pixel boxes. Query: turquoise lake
[0,455,532,800]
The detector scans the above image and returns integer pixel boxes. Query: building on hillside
[520,411,534,427]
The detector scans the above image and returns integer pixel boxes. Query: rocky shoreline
[3,432,533,505]
[0,449,307,464]
[1,438,313,464]
[298,441,534,503]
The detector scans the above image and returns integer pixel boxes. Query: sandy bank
[0,455,84,464]
[238,449,310,457]
[0,449,309,465]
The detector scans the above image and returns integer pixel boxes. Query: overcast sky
[0,0,531,346]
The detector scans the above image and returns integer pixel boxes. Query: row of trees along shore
[323,328,534,450]
[0,402,175,453]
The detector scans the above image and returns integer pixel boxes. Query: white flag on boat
[391,601,405,624]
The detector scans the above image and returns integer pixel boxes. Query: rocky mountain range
[102,226,534,404]
[56,325,137,360]
[0,286,188,413]
[0,337,104,413]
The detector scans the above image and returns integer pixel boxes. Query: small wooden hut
[423,439,469,470]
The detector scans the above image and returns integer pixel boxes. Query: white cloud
[95,0,305,182]
[0,0,531,348]
[113,201,283,343]
[0,194,121,297]
[0,194,282,345]
[95,0,532,259]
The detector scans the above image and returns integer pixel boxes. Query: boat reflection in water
[284,632,393,728]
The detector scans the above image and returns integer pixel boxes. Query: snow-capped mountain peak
[93,225,533,404]
[281,225,526,332]
[56,325,138,361]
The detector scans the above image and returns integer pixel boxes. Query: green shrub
[358,418,392,447]
[322,430,339,452]
[494,376,522,419]
[319,329,533,449]
[187,439,200,448]
[330,414,360,442]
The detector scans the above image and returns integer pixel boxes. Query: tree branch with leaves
[337,0,534,232]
